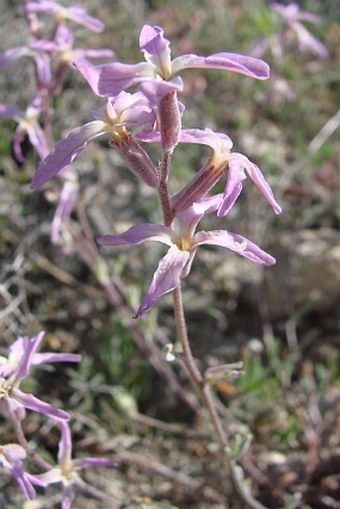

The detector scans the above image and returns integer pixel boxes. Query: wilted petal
[135,245,190,317]
[172,52,270,80]
[194,230,276,265]
[31,121,106,188]
[97,223,173,247]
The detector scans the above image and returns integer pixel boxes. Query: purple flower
[74,24,270,98]
[33,25,114,67]
[33,422,116,509]
[140,128,282,217]
[0,331,80,421]
[271,2,329,58]
[0,95,50,162]
[98,194,276,317]
[26,1,106,33]
[0,331,81,378]
[0,43,51,87]
[0,443,40,499]
[31,91,158,189]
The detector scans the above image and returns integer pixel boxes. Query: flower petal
[13,389,70,421]
[194,230,276,265]
[246,160,282,214]
[139,25,172,75]
[172,52,270,80]
[97,224,173,247]
[135,245,190,317]
[31,121,105,188]
[0,47,28,69]
[73,457,117,471]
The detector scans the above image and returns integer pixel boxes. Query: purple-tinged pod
[115,134,159,189]
[158,91,181,153]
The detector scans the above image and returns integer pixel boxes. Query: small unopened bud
[159,91,181,153]
[116,135,159,188]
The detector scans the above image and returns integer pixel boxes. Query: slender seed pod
[171,159,227,215]
[115,134,159,189]
[158,91,181,153]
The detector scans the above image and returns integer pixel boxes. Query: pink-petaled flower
[33,422,117,509]
[98,194,276,317]
[139,128,282,217]
[26,1,106,33]
[74,24,270,98]
[0,331,79,421]
[0,443,42,499]
[31,91,158,189]
[0,95,50,162]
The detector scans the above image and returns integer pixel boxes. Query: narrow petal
[11,464,36,499]
[0,103,20,119]
[97,224,173,247]
[0,47,28,69]
[26,122,50,160]
[31,121,105,188]
[234,153,282,214]
[172,52,270,80]
[73,457,117,470]
[13,389,70,421]
[13,331,45,383]
[32,353,81,365]
[67,6,105,32]
[217,157,246,217]
[218,153,282,217]
[58,421,72,467]
[177,194,224,238]
[194,230,276,265]
[135,246,190,317]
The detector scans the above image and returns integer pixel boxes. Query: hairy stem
[172,283,267,509]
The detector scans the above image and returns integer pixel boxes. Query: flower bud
[115,135,159,188]
[158,91,181,153]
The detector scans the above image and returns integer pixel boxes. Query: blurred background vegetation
[0,1,339,508]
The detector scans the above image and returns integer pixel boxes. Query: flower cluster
[0,0,114,246]
[31,23,281,317]
[0,3,119,506]
[0,331,116,505]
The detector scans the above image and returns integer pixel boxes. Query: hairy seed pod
[158,91,181,153]
[116,135,159,188]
